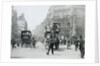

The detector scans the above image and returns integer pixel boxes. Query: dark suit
[79,39,85,58]
[46,38,54,55]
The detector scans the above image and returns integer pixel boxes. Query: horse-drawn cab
[21,30,32,47]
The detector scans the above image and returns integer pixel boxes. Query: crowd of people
[11,28,85,59]
[11,34,85,58]
[45,35,85,58]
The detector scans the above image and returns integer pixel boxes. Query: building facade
[11,7,28,41]
[44,5,85,38]
[17,14,28,35]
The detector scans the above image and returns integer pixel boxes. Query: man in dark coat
[46,38,54,55]
[46,32,55,55]
[79,35,85,58]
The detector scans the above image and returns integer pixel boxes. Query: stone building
[17,13,28,35]
[11,7,28,41]
[11,7,18,40]
[44,5,85,38]
[32,5,85,41]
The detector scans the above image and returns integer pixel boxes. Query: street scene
[11,42,81,59]
[11,5,85,59]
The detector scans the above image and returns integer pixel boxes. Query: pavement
[11,42,81,59]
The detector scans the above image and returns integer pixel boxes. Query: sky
[14,6,50,31]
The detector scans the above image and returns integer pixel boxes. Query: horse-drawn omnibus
[21,30,32,47]
[44,23,60,50]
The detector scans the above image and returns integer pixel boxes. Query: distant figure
[67,39,71,49]
[11,39,15,48]
[55,37,60,50]
[32,37,36,48]
[11,39,18,48]
[74,37,79,51]
[60,36,66,45]
[44,39,48,49]
[79,35,85,58]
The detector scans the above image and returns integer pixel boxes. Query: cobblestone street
[11,42,81,59]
